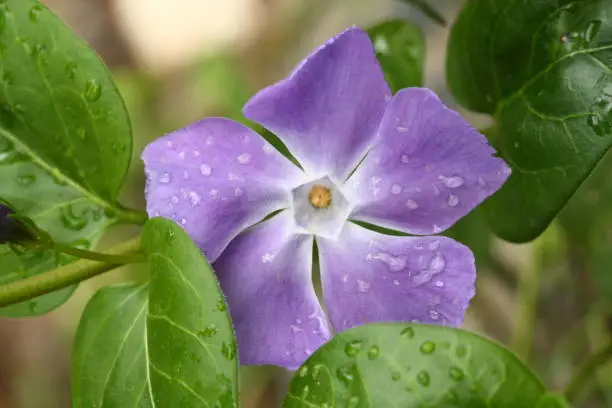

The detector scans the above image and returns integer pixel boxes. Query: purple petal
[318,223,475,331]
[214,212,331,368]
[346,88,510,235]
[243,27,391,180]
[142,118,306,262]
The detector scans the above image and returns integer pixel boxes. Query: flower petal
[243,27,391,180]
[214,212,331,368]
[142,118,306,262]
[318,222,475,331]
[346,88,510,235]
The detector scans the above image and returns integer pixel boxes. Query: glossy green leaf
[368,20,425,93]
[399,0,447,26]
[447,0,612,242]
[536,393,573,408]
[0,0,133,314]
[142,217,238,408]
[283,323,546,408]
[72,284,153,408]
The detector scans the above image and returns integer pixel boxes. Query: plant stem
[53,242,145,264]
[0,237,142,307]
[565,338,612,402]
[510,250,540,362]
[115,207,148,225]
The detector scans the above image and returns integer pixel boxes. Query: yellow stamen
[309,185,332,209]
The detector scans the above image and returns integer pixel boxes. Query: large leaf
[283,323,546,408]
[447,0,612,242]
[0,0,133,314]
[72,284,153,408]
[368,20,425,93]
[142,217,239,408]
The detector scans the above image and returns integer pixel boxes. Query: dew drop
[198,324,218,338]
[416,370,430,387]
[216,299,226,312]
[391,184,402,195]
[400,327,414,339]
[366,252,407,272]
[234,187,243,197]
[446,389,459,403]
[111,141,126,154]
[429,309,441,320]
[65,62,77,79]
[170,195,180,204]
[585,20,602,43]
[356,279,371,293]
[367,345,379,360]
[442,176,465,188]
[434,280,444,288]
[237,153,251,164]
[158,172,171,184]
[456,345,468,358]
[298,366,309,377]
[420,341,435,354]
[344,340,364,357]
[76,127,86,141]
[221,341,237,360]
[447,194,459,207]
[336,366,355,385]
[17,174,35,187]
[84,79,102,101]
[400,154,410,164]
[347,396,360,408]
[187,190,201,206]
[449,366,465,381]
[405,199,418,210]
[29,4,43,22]
[200,163,212,176]
[391,372,401,381]
[429,253,446,273]
[300,385,310,399]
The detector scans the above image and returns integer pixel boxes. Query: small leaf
[399,0,446,26]
[536,393,573,408]
[368,20,425,93]
[72,284,153,408]
[447,0,612,242]
[0,0,133,314]
[142,217,238,408]
[283,323,547,407]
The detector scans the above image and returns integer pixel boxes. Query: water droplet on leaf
[367,345,379,360]
[29,5,43,22]
[416,370,430,387]
[400,327,414,339]
[344,340,364,357]
[84,79,102,101]
[420,341,435,354]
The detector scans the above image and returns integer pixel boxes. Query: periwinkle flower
[143,27,510,368]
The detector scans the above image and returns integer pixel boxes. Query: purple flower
[0,204,30,244]
[142,27,510,368]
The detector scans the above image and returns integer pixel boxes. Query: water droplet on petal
[405,199,418,209]
[158,172,171,183]
[237,153,251,164]
[429,309,441,320]
[429,253,446,272]
[234,187,243,197]
[400,154,410,163]
[447,194,459,207]
[187,191,201,206]
[357,279,371,293]
[366,252,407,272]
[442,175,464,188]
[200,163,212,176]
[391,184,402,195]
[434,280,444,288]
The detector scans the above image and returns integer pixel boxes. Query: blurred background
[0,0,611,407]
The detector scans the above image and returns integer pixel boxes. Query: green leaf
[283,323,547,408]
[537,393,573,408]
[447,0,612,242]
[0,0,133,314]
[142,217,238,408]
[368,20,425,93]
[72,284,153,408]
[399,0,447,26]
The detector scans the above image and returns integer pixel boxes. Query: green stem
[114,207,148,225]
[0,237,142,307]
[53,242,145,264]
[565,338,612,402]
[510,251,540,362]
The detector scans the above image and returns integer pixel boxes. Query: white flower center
[290,176,351,240]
